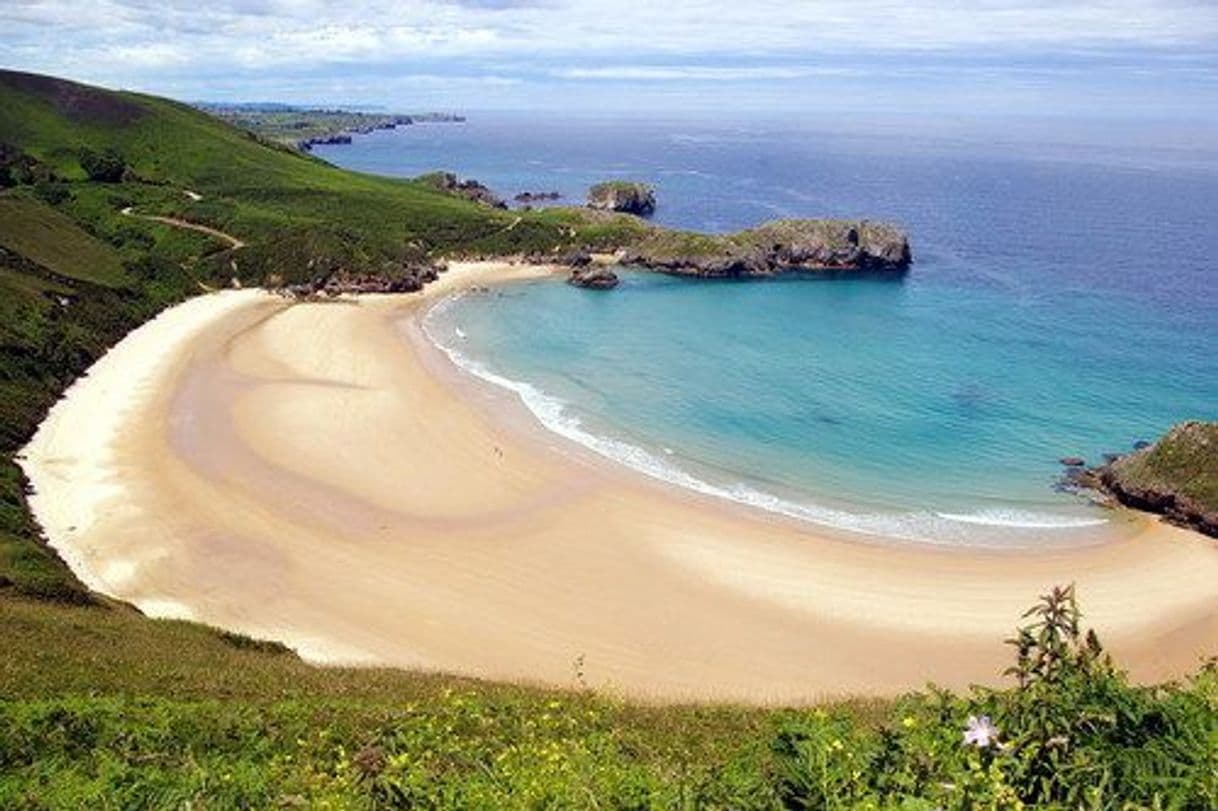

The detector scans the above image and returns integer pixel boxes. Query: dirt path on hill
[120,205,245,250]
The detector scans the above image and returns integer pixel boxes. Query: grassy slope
[0,71,647,284]
[0,70,1215,809]
[0,595,790,807]
[0,196,126,286]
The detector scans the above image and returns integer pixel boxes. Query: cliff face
[619,219,911,277]
[1091,421,1218,538]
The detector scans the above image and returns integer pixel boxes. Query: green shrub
[78,148,126,183]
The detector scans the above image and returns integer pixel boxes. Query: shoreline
[17,261,1218,703]
[414,296,1120,552]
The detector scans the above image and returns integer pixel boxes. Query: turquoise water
[320,118,1218,546]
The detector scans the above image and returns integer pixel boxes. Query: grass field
[1,69,1215,808]
[0,196,126,286]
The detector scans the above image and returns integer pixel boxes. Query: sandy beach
[19,261,1218,703]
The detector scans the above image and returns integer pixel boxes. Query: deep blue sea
[315,116,1218,546]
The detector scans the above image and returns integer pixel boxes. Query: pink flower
[963,715,1000,748]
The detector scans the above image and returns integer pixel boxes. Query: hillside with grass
[1,70,1216,809]
[0,70,648,289]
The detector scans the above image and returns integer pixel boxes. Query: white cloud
[0,0,1214,109]
[552,66,866,81]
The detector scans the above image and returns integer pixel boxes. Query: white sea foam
[422,296,1107,547]
[935,509,1107,529]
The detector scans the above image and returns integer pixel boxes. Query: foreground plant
[773,585,1218,810]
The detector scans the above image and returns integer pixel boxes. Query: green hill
[1,71,1215,809]
[0,70,646,291]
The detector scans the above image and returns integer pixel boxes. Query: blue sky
[2,0,1216,121]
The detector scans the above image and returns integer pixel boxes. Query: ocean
[314,115,1218,546]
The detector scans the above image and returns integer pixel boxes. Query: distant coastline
[195,102,466,151]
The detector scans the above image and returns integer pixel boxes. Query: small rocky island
[587,182,656,217]
[568,265,620,290]
[1077,421,1218,538]
[515,191,562,206]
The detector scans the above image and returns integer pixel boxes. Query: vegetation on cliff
[1092,421,1218,537]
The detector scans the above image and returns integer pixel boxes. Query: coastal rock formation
[587,182,656,217]
[514,191,562,205]
[620,219,912,277]
[422,172,507,209]
[568,265,619,289]
[1084,421,1218,538]
[298,133,352,151]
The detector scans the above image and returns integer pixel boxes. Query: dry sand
[19,261,1218,703]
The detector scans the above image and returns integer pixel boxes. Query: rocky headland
[195,103,465,151]
[1073,421,1218,538]
[617,219,911,277]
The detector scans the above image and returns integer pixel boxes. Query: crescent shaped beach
[19,262,1218,703]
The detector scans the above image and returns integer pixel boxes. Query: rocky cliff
[1084,421,1218,538]
[619,219,911,277]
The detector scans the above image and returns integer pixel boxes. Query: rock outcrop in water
[587,182,656,217]
[568,265,619,289]
[619,219,911,277]
[1079,421,1218,538]
[514,191,562,205]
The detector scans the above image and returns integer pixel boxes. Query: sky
[2,0,1217,121]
